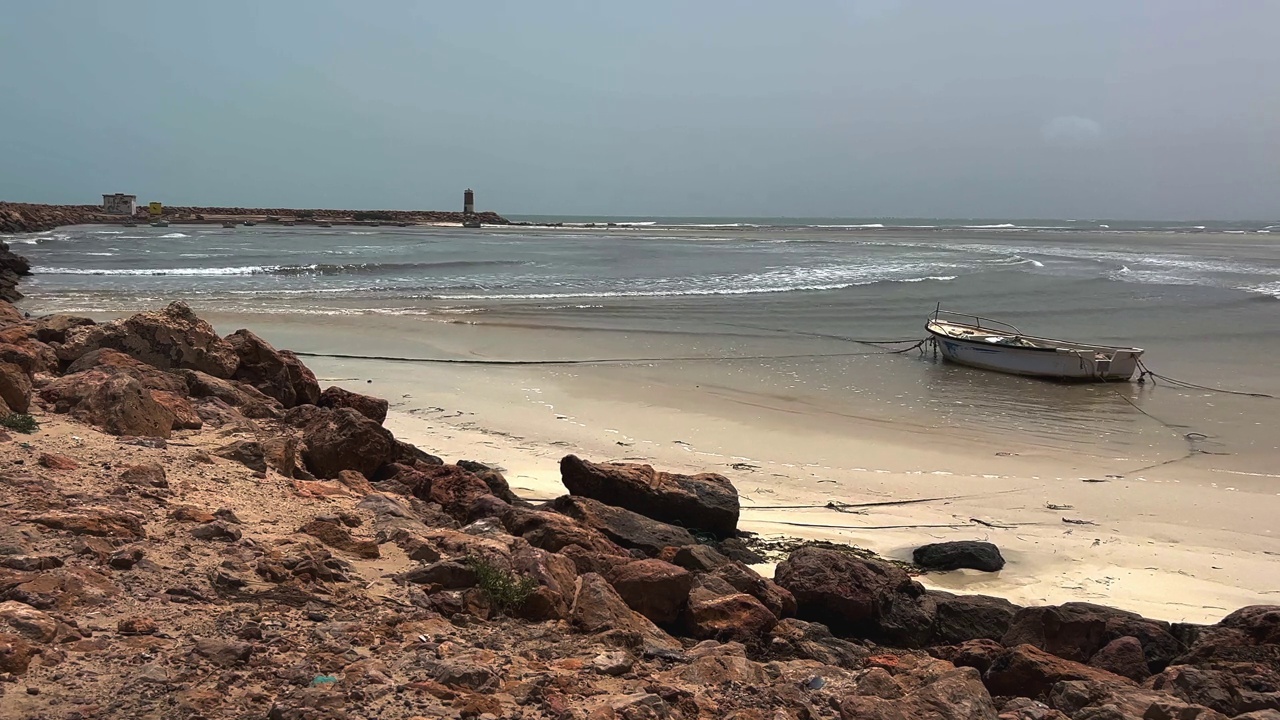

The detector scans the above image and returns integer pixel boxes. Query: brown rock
[279,350,321,406]
[932,638,1007,675]
[0,601,58,642]
[1002,602,1179,673]
[571,572,682,653]
[1089,635,1151,682]
[1219,605,1280,645]
[120,462,168,488]
[263,434,304,479]
[662,544,732,572]
[151,390,203,430]
[118,615,158,635]
[57,301,240,377]
[64,348,188,393]
[319,385,389,424]
[711,561,797,619]
[411,464,494,521]
[6,566,120,609]
[509,543,579,621]
[300,518,379,559]
[336,469,373,495]
[194,637,253,667]
[190,521,242,542]
[932,592,1020,644]
[607,559,692,626]
[0,632,34,674]
[170,505,216,523]
[215,439,268,473]
[560,454,740,537]
[550,495,697,555]
[40,370,175,438]
[180,369,283,418]
[32,314,94,343]
[0,361,31,413]
[775,545,932,646]
[1049,679,1232,720]
[502,506,626,556]
[38,452,78,470]
[688,592,777,642]
[30,508,145,539]
[226,328,305,407]
[984,643,1134,699]
[1147,664,1280,718]
[840,666,999,720]
[287,405,396,479]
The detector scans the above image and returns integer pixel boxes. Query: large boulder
[500,507,625,556]
[775,546,933,646]
[57,302,239,377]
[1147,664,1280,717]
[839,666,999,720]
[32,314,94,344]
[226,329,307,407]
[606,559,692,626]
[1002,602,1180,672]
[548,495,696,555]
[318,385,388,424]
[278,350,321,407]
[931,592,1020,644]
[687,591,777,642]
[40,371,174,438]
[1088,635,1151,682]
[408,464,495,521]
[560,455,739,538]
[0,361,31,413]
[913,541,1005,572]
[65,348,189,394]
[286,406,395,479]
[709,561,796,619]
[1176,606,1280,667]
[180,369,283,418]
[1049,679,1233,720]
[509,543,579,621]
[569,572,682,655]
[984,644,1134,699]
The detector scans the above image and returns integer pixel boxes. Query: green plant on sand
[466,556,538,615]
[0,413,39,434]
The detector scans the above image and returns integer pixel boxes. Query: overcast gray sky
[1,1,1276,219]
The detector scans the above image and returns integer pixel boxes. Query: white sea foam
[93,230,124,235]
[159,232,189,238]
[807,223,886,229]
[38,265,279,276]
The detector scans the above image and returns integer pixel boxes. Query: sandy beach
[211,310,1280,625]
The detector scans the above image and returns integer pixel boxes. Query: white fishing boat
[925,308,1144,381]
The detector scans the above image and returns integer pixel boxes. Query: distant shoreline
[0,201,510,234]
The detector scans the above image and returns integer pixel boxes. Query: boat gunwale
[926,319,1144,355]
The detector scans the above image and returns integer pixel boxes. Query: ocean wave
[431,275,954,301]
[964,223,1018,229]
[1239,281,1280,298]
[38,265,283,276]
[93,230,124,235]
[159,232,190,238]
[807,223,886,229]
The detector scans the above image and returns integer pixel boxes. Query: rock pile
[0,298,1277,718]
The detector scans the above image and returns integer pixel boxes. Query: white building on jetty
[102,193,137,215]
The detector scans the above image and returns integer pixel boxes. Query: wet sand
[204,311,1280,624]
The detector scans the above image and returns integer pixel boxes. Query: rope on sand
[291,341,926,366]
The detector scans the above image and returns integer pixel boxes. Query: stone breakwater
[0,241,30,303]
[0,296,1277,718]
[0,201,509,233]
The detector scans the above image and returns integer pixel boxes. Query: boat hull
[928,329,1141,381]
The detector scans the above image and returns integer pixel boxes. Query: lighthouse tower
[463,188,475,216]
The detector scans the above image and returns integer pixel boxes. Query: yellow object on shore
[148,201,163,216]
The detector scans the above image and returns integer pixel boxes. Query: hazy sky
[2,1,1277,219]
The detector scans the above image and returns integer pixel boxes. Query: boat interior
[927,310,1143,355]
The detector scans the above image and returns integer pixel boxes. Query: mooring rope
[1136,359,1274,399]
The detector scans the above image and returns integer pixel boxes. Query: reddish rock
[0,632,34,674]
[560,454,740,538]
[661,544,732,572]
[1002,602,1179,671]
[0,601,58,643]
[1147,664,1280,717]
[840,667,999,720]
[336,469,373,495]
[120,463,168,488]
[278,350,321,406]
[457,460,522,505]
[1049,679,1233,720]
[38,453,78,470]
[170,505,216,523]
[286,405,396,479]
[931,592,1020,644]
[32,314,94,344]
[226,328,307,407]
[215,439,268,473]
[0,360,31,413]
[984,643,1134,699]
[151,390,203,430]
[606,559,692,625]
[40,370,175,438]
[550,494,696,555]
[299,518,380,559]
[1089,635,1151,682]
[931,638,1006,675]
[412,464,494,521]
[318,385,389,424]
[775,546,932,646]
[263,435,305,479]
[30,507,145,539]
[510,544,579,621]
[570,572,682,654]
[501,507,625,556]
[711,561,797,619]
[1219,605,1280,645]
[5,566,120,610]
[118,615,158,635]
[180,369,282,418]
[64,348,188,394]
[687,592,777,641]
[57,301,240,377]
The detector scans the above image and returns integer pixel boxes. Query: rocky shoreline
[0,264,1276,717]
[0,201,509,234]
